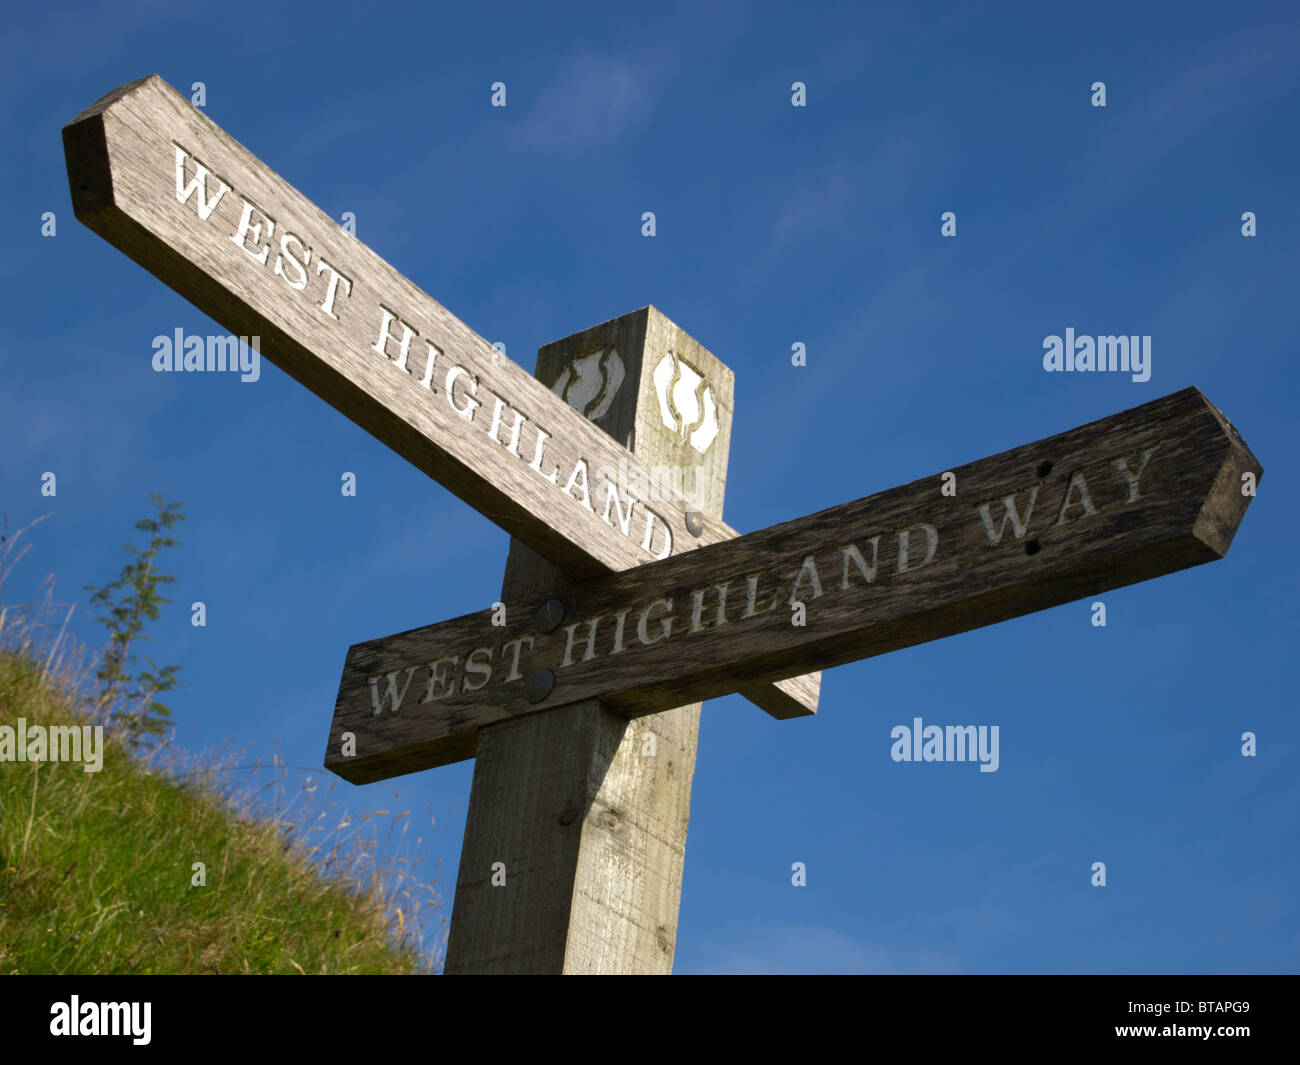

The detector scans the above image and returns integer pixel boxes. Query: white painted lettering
[689,584,728,632]
[790,554,823,604]
[1110,446,1158,503]
[501,636,534,681]
[315,257,353,320]
[418,341,442,390]
[610,608,631,654]
[174,145,228,220]
[446,365,480,421]
[1055,472,1099,526]
[528,426,560,484]
[897,523,938,573]
[462,647,494,692]
[601,478,636,536]
[976,488,1039,545]
[840,536,881,588]
[487,394,526,456]
[637,598,673,645]
[421,655,459,702]
[563,459,593,510]
[560,618,601,667]
[273,231,311,290]
[229,199,274,265]
[368,667,417,715]
[373,305,417,372]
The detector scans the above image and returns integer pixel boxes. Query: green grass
[0,650,443,974]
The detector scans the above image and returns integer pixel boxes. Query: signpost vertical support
[443,308,734,973]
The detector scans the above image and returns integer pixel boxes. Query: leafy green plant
[85,493,186,745]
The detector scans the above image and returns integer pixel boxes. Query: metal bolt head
[535,598,565,633]
[685,507,704,538]
[523,668,555,704]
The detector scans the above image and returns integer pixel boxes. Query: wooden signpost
[63,75,1263,975]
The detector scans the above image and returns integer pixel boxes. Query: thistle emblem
[652,352,718,454]
[550,347,626,420]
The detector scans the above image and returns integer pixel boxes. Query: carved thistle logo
[652,352,719,454]
[550,348,626,420]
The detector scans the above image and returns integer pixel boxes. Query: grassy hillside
[0,649,440,974]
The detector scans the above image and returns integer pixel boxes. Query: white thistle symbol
[550,348,626,420]
[652,352,718,454]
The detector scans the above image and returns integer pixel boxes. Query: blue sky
[2,1,1296,973]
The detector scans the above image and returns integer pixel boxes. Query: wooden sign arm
[61,74,819,721]
[327,386,1260,783]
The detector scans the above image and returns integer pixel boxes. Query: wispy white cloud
[506,49,658,156]
[768,169,856,249]
[740,109,937,291]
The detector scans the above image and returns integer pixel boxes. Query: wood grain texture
[443,309,726,974]
[328,387,1260,784]
[61,75,817,722]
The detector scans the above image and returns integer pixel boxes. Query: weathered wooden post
[445,308,732,973]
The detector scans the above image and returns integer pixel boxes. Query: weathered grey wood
[61,75,818,722]
[328,386,1260,783]
[444,308,729,974]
